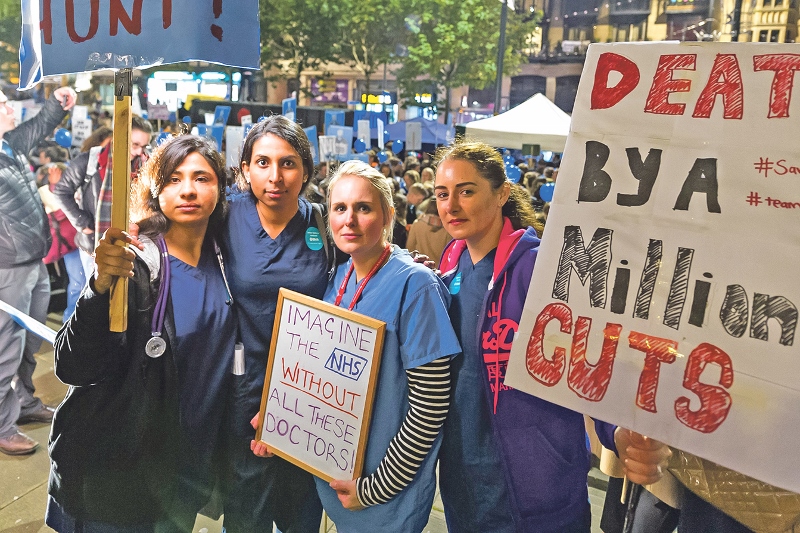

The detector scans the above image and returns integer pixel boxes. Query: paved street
[0,313,608,533]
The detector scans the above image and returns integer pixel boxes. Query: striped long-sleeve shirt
[356,356,451,506]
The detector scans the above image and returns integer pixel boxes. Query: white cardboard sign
[406,121,422,151]
[71,116,92,148]
[505,42,800,493]
[257,289,386,482]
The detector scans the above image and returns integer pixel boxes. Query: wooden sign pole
[109,69,132,332]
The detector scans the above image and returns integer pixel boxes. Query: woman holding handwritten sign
[253,160,460,532]
[433,140,671,533]
[47,136,235,532]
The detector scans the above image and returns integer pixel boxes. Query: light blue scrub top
[316,247,461,533]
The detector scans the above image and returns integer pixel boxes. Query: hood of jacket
[440,217,538,288]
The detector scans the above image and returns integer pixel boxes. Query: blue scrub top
[439,248,516,533]
[168,239,236,466]
[222,196,329,433]
[316,247,461,533]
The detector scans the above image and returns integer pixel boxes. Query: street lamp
[494,0,510,115]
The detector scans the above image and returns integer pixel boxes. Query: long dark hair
[235,115,315,196]
[133,135,228,239]
[434,139,542,234]
[79,126,113,152]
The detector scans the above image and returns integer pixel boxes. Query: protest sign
[19,0,260,90]
[225,126,243,168]
[147,103,170,121]
[357,120,371,145]
[257,289,385,482]
[319,136,336,162]
[324,110,346,135]
[283,97,297,122]
[304,126,320,165]
[505,42,800,493]
[406,122,422,151]
[70,106,92,147]
[328,126,353,157]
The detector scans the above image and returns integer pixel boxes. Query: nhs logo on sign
[325,349,368,381]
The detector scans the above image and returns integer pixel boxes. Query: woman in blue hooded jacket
[433,140,671,533]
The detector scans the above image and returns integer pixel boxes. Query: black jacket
[49,240,183,524]
[53,150,98,253]
[0,95,67,267]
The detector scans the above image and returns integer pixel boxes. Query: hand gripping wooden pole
[109,69,133,332]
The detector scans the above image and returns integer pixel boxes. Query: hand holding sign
[614,428,671,486]
[250,413,274,457]
[329,479,366,511]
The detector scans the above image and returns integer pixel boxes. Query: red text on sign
[524,302,734,434]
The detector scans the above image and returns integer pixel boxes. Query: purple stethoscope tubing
[151,235,171,338]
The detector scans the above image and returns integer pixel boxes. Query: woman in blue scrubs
[47,136,236,532]
[253,160,460,532]
[221,117,330,533]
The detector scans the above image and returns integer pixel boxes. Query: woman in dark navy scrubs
[47,136,236,532]
[221,117,328,533]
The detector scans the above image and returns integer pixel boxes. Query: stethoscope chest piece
[146,334,167,358]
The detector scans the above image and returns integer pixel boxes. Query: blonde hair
[327,160,395,243]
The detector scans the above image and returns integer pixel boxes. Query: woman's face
[242,133,306,212]
[329,175,388,261]
[434,159,509,245]
[158,152,219,229]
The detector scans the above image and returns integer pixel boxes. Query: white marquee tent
[464,93,571,152]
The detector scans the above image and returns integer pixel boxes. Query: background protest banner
[19,0,260,89]
[257,289,385,482]
[505,42,800,493]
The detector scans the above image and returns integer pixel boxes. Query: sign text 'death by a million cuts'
[506,42,800,494]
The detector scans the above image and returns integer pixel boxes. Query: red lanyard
[334,245,392,310]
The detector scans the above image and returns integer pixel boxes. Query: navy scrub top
[440,248,517,533]
[222,196,329,434]
[168,238,236,466]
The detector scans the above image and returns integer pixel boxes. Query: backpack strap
[311,202,336,275]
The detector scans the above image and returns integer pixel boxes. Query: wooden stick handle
[109,70,133,332]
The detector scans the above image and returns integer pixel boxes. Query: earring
[245,173,251,184]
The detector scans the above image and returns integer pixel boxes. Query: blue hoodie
[439,219,618,532]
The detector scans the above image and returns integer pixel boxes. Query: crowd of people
[0,86,774,533]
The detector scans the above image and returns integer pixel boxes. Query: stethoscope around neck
[145,235,233,358]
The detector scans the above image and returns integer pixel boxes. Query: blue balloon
[383,130,390,143]
[392,140,404,153]
[156,132,171,146]
[377,151,389,163]
[503,155,515,166]
[258,116,268,122]
[181,116,192,124]
[539,182,556,203]
[54,128,72,148]
[506,165,522,183]
[354,139,367,153]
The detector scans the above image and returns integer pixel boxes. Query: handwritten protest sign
[257,289,385,482]
[505,42,800,493]
[19,0,260,90]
